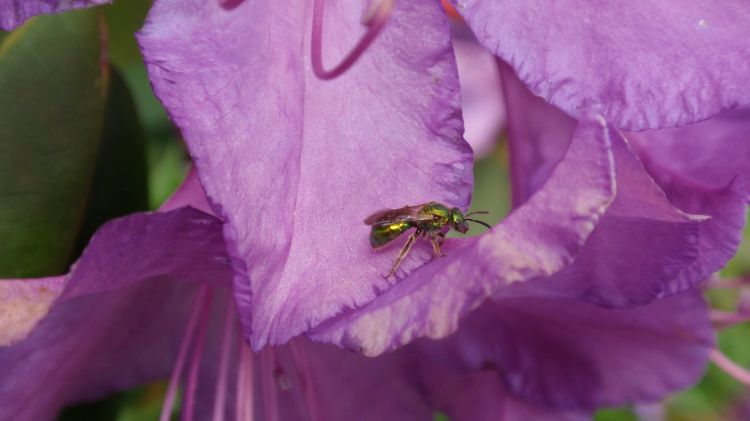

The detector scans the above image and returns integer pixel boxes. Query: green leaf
[0,10,107,277]
[101,0,189,209]
[594,407,637,421]
[71,67,149,259]
[103,0,153,66]
[433,411,451,421]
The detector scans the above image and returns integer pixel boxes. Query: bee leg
[428,232,444,257]
[387,231,419,278]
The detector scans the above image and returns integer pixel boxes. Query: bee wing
[363,204,425,225]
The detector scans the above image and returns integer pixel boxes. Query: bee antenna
[466,218,491,230]
[465,210,490,217]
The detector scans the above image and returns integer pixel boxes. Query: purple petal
[454,0,750,130]
[191,322,435,421]
[197,324,584,421]
[0,0,108,30]
[427,370,589,421]
[499,61,576,207]
[0,207,230,349]
[0,279,201,421]
[310,117,616,355]
[629,109,750,295]
[0,276,63,346]
[501,64,744,306]
[629,107,750,195]
[160,166,214,214]
[61,208,231,300]
[139,0,473,349]
[651,180,746,297]
[446,290,713,410]
[452,22,504,157]
[300,339,588,420]
[0,173,233,418]
[0,172,230,344]
[278,339,435,421]
[518,128,705,307]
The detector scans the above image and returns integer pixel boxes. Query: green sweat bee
[365,201,490,278]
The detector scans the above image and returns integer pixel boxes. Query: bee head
[449,207,470,233]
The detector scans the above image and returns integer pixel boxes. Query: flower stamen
[710,309,750,329]
[236,339,255,421]
[708,275,750,289]
[183,287,215,421]
[290,340,321,421]
[311,0,395,80]
[160,286,214,421]
[260,350,281,421]
[212,300,237,421]
[710,348,750,386]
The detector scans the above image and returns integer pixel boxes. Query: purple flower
[1,0,746,417]
[0,0,109,30]
[0,172,712,419]
[137,0,740,356]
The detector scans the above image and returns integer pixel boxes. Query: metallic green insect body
[364,201,490,278]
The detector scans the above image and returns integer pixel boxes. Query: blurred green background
[0,1,748,419]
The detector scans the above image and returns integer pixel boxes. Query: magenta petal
[456,0,750,130]
[0,0,108,30]
[310,117,616,355]
[447,290,713,410]
[139,0,473,348]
